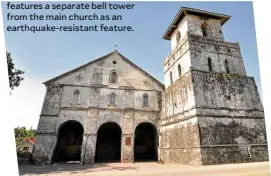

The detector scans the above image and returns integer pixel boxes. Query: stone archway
[134,122,158,162]
[95,122,122,163]
[53,120,84,162]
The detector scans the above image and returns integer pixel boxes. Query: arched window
[109,93,116,105]
[110,71,118,84]
[170,71,173,84]
[178,64,182,77]
[208,57,212,72]
[176,31,181,47]
[72,90,80,105]
[201,22,210,38]
[225,59,230,74]
[143,93,148,107]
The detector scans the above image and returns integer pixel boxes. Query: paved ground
[19,162,270,176]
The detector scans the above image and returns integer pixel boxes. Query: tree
[6,51,24,90]
[14,127,35,144]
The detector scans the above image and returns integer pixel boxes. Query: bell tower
[160,7,268,165]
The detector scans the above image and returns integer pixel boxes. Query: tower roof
[162,7,231,40]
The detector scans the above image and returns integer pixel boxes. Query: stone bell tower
[159,7,268,165]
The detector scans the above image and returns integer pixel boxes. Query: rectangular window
[23,147,29,151]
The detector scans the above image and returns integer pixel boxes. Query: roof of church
[163,7,231,40]
[43,51,165,89]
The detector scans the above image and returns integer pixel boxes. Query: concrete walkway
[19,162,270,176]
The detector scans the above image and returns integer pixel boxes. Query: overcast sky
[2,1,261,129]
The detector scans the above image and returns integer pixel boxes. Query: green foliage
[6,51,24,90]
[14,127,35,144]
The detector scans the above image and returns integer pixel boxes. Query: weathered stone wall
[191,71,268,165]
[186,15,224,40]
[41,84,63,116]
[188,34,246,75]
[32,134,57,164]
[192,71,263,112]
[164,34,191,89]
[198,117,268,165]
[170,14,224,50]
[160,117,202,165]
[164,32,246,89]
[163,72,195,118]
[160,71,201,164]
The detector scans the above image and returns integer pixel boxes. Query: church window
[225,59,230,74]
[109,93,116,105]
[143,93,148,107]
[176,31,181,47]
[208,57,212,72]
[202,27,207,37]
[110,71,118,84]
[170,71,173,84]
[201,23,210,38]
[72,90,80,105]
[178,64,182,77]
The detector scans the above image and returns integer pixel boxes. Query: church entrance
[53,120,84,162]
[134,122,158,162]
[95,122,122,163]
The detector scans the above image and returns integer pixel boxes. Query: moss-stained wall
[160,117,202,165]
[198,117,268,165]
[164,72,195,118]
[192,71,263,111]
[41,84,63,116]
[191,71,268,165]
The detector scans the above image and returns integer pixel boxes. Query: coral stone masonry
[32,7,269,165]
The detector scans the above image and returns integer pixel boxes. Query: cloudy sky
[2,1,261,129]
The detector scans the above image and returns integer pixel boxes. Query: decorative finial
[114,44,118,51]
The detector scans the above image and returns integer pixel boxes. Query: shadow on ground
[18,163,138,175]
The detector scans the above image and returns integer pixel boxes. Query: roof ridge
[43,50,165,89]
[43,51,115,85]
[163,7,231,40]
[116,51,165,89]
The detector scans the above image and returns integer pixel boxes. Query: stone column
[81,134,97,164]
[121,116,134,163]
[121,134,134,162]
[32,133,57,164]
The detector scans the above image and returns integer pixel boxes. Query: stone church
[32,7,269,165]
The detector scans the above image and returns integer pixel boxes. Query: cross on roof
[114,44,118,51]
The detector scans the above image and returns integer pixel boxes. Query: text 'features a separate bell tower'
[159,7,268,165]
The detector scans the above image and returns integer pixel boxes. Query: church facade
[32,7,269,165]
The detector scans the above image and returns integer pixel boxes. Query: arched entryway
[53,120,84,162]
[134,122,158,162]
[95,122,122,163]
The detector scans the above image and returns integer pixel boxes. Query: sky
[2,1,262,129]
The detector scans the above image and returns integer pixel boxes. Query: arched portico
[134,122,158,162]
[53,120,84,162]
[95,122,122,163]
